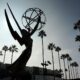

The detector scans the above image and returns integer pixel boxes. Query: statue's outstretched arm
[30,16,41,36]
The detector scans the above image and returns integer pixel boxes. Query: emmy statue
[4,3,46,80]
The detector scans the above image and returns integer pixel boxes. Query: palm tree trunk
[63,59,67,79]
[3,51,6,63]
[41,37,45,74]
[51,50,54,72]
[72,67,75,79]
[11,52,13,64]
[75,67,77,79]
[75,67,78,79]
[58,52,61,71]
[76,67,79,79]
[70,62,73,79]
[68,65,70,79]
[67,61,70,79]
[69,65,71,79]
[70,66,73,79]
[51,50,55,80]
[74,67,76,79]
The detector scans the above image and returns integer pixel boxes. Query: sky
[0,0,80,78]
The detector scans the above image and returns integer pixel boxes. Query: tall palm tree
[0,51,3,56]
[74,20,80,51]
[61,54,67,79]
[38,30,46,70]
[75,62,79,79]
[70,62,76,79]
[0,51,3,62]
[73,62,79,79]
[78,47,80,52]
[9,45,18,64]
[74,20,80,31]
[48,43,56,71]
[65,68,68,79]
[75,35,80,42]
[65,53,71,79]
[67,56,72,79]
[55,46,61,72]
[2,45,8,63]
[48,43,56,80]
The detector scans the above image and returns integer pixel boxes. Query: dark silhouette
[4,3,41,80]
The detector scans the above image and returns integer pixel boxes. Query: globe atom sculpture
[22,8,47,33]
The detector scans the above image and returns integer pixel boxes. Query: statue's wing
[5,9,23,45]
[5,9,17,40]
[7,3,22,34]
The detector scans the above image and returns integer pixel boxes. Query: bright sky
[0,0,80,78]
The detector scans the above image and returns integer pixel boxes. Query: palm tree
[75,62,79,79]
[65,68,68,79]
[74,20,80,51]
[43,60,51,69]
[70,62,74,79]
[65,53,71,79]
[75,35,80,42]
[0,51,3,56]
[2,45,8,63]
[67,56,72,79]
[55,46,61,72]
[0,51,3,62]
[78,47,80,52]
[73,62,79,79]
[74,20,80,31]
[70,62,76,79]
[38,30,46,70]
[61,54,67,79]
[9,45,18,64]
[48,43,56,80]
